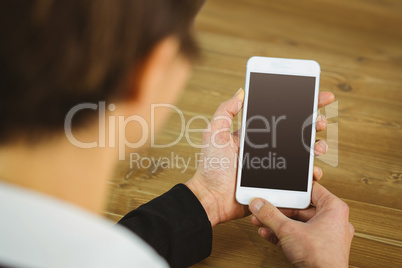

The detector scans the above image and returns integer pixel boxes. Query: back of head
[0,0,204,144]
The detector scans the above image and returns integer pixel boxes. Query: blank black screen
[240,72,316,191]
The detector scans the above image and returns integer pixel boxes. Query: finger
[249,198,292,236]
[259,227,280,245]
[251,216,277,240]
[279,206,317,222]
[316,115,327,132]
[251,215,264,227]
[210,88,244,131]
[314,140,328,156]
[318,92,335,109]
[296,207,317,222]
[313,166,323,181]
[311,182,337,210]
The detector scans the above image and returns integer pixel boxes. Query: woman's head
[0,0,205,144]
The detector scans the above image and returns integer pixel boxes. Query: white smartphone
[235,56,320,209]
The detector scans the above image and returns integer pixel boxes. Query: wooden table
[105,0,402,266]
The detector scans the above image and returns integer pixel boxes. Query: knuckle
[339,200,350,215]
[317,193,334,209]
[349,222,355,236]
[334,199,350,218]
[217,102,227,112]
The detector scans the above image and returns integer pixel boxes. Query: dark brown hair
[0,0,204,143]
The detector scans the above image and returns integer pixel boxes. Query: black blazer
[118,184,212,268]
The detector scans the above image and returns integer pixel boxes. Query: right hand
[186,90,333,227]
[249,182,354,267]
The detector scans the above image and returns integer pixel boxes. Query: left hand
[186,88,335,227]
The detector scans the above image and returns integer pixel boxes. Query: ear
[115,36,191,140]
[125,37,181,107]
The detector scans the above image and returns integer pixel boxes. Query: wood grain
[105,0,402,267]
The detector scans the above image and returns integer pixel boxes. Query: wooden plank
[106,191,402,267]
[105,0,402,266]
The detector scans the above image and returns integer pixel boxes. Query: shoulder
[0,182,167,268]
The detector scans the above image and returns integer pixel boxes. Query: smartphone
[235,56,320,209]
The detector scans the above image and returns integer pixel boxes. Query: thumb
[249,198,291,237]
[210,88,244,130]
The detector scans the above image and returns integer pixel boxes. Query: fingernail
[250,198,264,213]
[318,140,327,152]
[320,115,327,123]
[234,88,243,97]
[314,166,321,176]
[258,227,263,235]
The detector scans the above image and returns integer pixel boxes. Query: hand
[249,182,354,267]
[186,89,335,227]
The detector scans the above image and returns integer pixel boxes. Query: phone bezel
[235,56,321,209]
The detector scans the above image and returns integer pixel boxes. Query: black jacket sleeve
[117,184,212,268]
